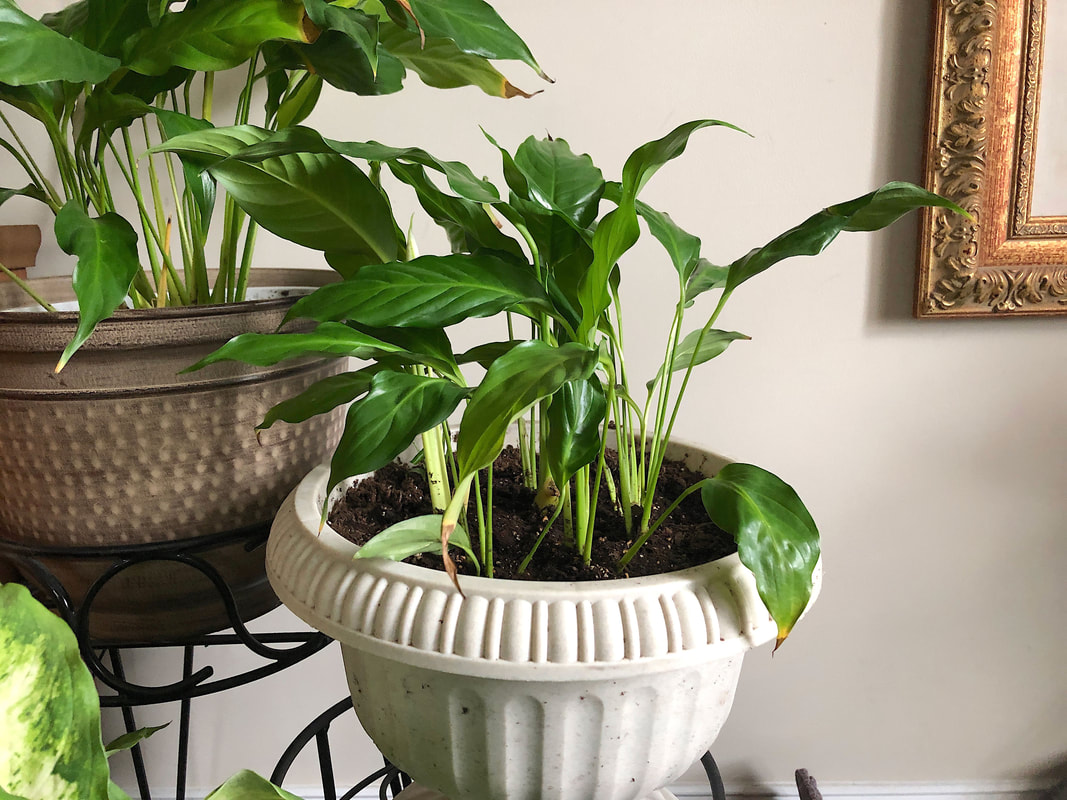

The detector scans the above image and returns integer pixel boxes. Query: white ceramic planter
[267,440,821,800]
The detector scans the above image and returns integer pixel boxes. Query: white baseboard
[162,778,1056,800]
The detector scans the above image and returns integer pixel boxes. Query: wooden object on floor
[0,224,42,278]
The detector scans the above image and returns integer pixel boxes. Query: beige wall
[8,0,1066,793]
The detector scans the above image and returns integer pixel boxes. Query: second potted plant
[172,119,966,799]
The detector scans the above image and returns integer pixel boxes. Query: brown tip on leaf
[538,69,554,84]
[54,361,65,374]
[772,625,792,654]
[442,549,465,596]
[396,0,425,47]
[503,80,541,100]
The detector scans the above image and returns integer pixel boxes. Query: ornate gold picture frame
[916,0,1067,317]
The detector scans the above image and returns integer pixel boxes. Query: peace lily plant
[160,119,966,647]
[0,0,543,368]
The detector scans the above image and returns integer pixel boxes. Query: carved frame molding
[916,0,1067,317]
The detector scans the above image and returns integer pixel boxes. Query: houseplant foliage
[0,0,544,368]
[171,119,967,646]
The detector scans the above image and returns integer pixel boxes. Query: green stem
[518,485,567,574]
[421,422,451,513]
[0,261,56,311]
[485,461,493,579]
[619,481,705,569]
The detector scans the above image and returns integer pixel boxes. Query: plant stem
[619,481,705,569]
[0,261,56,311]
[518,486,567,574]
[421,423,451,513]
[485,461,494,578]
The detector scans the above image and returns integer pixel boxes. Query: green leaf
[284,254,553,328]
[347,324,459,376]
[84,0,151,58]
[725,181,969,293]
[274,73,322,129]
[78,89,151,147]
[153,125,400,262]
[620,119,747,200]
[205,770,303,800]
[258,367,382,430]
[577,206,639,341]
[513,136,604,227]
[0,184,48,208]
[327,371,471,503]
[700,464,820,647]
[683,258,728,305]
[545,376,607,486]
[646,328,749,391]
[456,341,598,478]
[634,198,701,281]
[0,0,118,85]
[124,0,307,75]
[104,724,168,757]
[153,109,217,230]
[220,126,499,204]
[107,780,132,800]
[456,339,522,368]
[353,514,477,564]
[406,0,544,77]
[379,24,531,98]
[302,0,379,74]
[53,203,140,371]
[294,32,405,96]
[184,321,407,371]
[0,583,111,800]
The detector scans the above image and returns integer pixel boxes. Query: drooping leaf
[700,463,820,648]
[204,770,302,800]
[513,136,604,227]
[284,254,553,328]
[294,31,405,95]
[0,583,111,800]
[183,321,408,371]
[257,367,383,430]
[0,0,118,85]
[53,203,140,371]
[347,323,459,376]
[406,0,545,77]
[620,118,747,200]
[545,376,607,486]
[646,328,749,391]
[635,198,701,281]
[456,341,598,478]
[353,514,477,564]
[124,0,307,75]
[327,371,471,503]
[378,25,532,98]
[302,0,379,74]
[153,125,400,263]
[725,181,969,293]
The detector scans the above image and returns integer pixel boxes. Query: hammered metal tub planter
[267,441,821,800]
[0,269,343,641]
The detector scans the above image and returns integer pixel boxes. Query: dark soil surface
[328,447,737,581]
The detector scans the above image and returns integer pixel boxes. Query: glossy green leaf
[205,770,302,800]
[258,367,382,430]
[456,339,522,368]
[0,583,111,800]
[84,0,150,58]
[353,514,477,564]
[0,0,118,85]
[107,780,132,800]
[54,203,140,371]
[284,254,553,328]
[302,0,379,74]
[683,258,728,305]
[124,0,307,75]
[406,0,544,77]
[545,376,607,486]
[379,24,531,98]
[725,181,969,293]
[577,206,639,341]
[184,321,406,371]
[153,125,400,262]
[220,126,499,203]
[513,136,604,227]
[646,329,749,391]
[39,0,88,37]
[700,463,820,647]
[294,33,405,95]
[153,109,217,230]
[457,341,598,477]
[327,371,470,502]
[103,725,168,757]
[621,119,746,200]
[78,89,151,147]
[348,324,459,376]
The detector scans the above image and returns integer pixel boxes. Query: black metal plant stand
[0,525,333,800]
